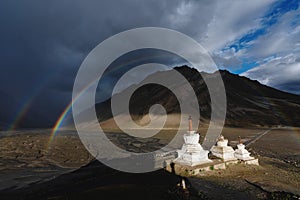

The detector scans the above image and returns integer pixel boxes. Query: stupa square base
[173,153,212,167]
[165,158,259,176]
[243,158,259,166]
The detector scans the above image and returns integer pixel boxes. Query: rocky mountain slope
[96,66,300,128]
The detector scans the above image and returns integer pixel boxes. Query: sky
[0,0,299,128]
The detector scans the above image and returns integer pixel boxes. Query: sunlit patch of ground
[0,127,299,198]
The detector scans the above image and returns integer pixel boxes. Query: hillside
[96,66,300,128]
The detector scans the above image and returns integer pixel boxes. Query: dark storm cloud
[0,0,213,128]
[0,0,298,128]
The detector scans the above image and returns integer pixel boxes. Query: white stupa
[234,137,254,161]
[235,143,255,160]
[174,116,211,166]
[210,135,236,161]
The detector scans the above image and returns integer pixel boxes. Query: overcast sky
[0,0,299,128]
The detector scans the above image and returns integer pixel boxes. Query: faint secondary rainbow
[7,100,33,131]
[7,80,48,131]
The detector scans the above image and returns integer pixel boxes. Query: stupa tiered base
[174,131,212,166]
[211,136,236,161]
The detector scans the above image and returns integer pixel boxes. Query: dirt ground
[189,127,300,199]
[0,127,299,198]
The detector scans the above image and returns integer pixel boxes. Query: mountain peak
[96,65,300,128]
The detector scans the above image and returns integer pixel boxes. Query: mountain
[96,66,300,128]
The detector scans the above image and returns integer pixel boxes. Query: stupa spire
[188,116,193,132]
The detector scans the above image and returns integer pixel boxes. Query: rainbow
[47,76,101,149]
[47,54,167,148]
[47,101,73,148]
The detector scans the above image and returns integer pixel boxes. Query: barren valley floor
[0,127,299,199]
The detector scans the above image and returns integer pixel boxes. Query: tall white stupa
[173,116,212,166]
